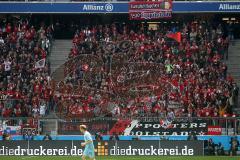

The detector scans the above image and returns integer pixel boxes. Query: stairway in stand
[226,39,240,112]
[50,39,72,82]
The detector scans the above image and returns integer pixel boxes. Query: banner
[123,120,208,136]
[58,119,117,135]
[22,128,38,136]
[58,119,207,136]
[0,2,240,13]
[110,141,204,156]
[0,141,82,156]
[0,91,21,100]
[3,126,21,135]
[208,126,222,135]
[0,140,204,156]
[129,1,172,20]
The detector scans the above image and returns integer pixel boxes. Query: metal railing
[0,116,240,135]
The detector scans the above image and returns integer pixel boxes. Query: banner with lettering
[207,126,222,135]
[0,2,240,13]
[58,119,207,136]
[122,120,208,136]
[129,0,172,20]
[58,119,117,135]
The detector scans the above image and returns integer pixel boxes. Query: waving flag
[166,32,181,43]
[35,58,46,69]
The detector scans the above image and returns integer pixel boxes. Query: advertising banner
[173,1,240,13]
[207,126,222,135]
[109,141,203,156]
[0,141,82,156]
[0,140,203,156]
[0,2,239,13]
[129,1,172,20]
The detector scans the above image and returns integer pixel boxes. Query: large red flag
[166,32,181,43]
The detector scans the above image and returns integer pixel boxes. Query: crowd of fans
[0,18,53,120]
[0,18,238,122]
[58,21,239,119]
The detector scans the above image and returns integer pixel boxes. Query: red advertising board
[129,1,172,20]
[208,126,222,135]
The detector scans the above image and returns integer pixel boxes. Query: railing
[0,117,240,136]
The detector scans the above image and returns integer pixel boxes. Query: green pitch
[0,156,240,160]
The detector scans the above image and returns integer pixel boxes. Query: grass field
[0,156,240,160]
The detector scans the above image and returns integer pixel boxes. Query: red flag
[166,32,181,43]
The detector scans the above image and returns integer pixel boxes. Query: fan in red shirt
[6,23,12,34]
[83,102,90,113]
[70,46,79,57]
[152,102,162,114]
[75,103,83,115]
[10,32,18,44]
[24,29,33,41]
[130,105,138,116]
[14,90,22,99]
[69,102,76,115]
[32,96,39,107]
[2,107,12,117]
[121,107,129,115]
[40,48,47,59]
[14,103,22,117]
[33,81,43,94]
[43,87,50,101]
[73,34,80,44]
[30,26,36,37]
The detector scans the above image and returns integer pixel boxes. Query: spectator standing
[233,83,239,107]
[216,142,225,156]
[187,132,197,141]
[229,137,239,156]
[207,138,216,155]
[43,134,52,140]
[39,101,46,117]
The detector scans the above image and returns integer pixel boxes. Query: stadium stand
[0,0,240,158]
[0,18,53,120]
[53,21,239,120]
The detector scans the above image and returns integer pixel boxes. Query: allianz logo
[219,4,240,10]
[83,3,114,12]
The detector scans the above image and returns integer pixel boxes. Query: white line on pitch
[21,156,36,160]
